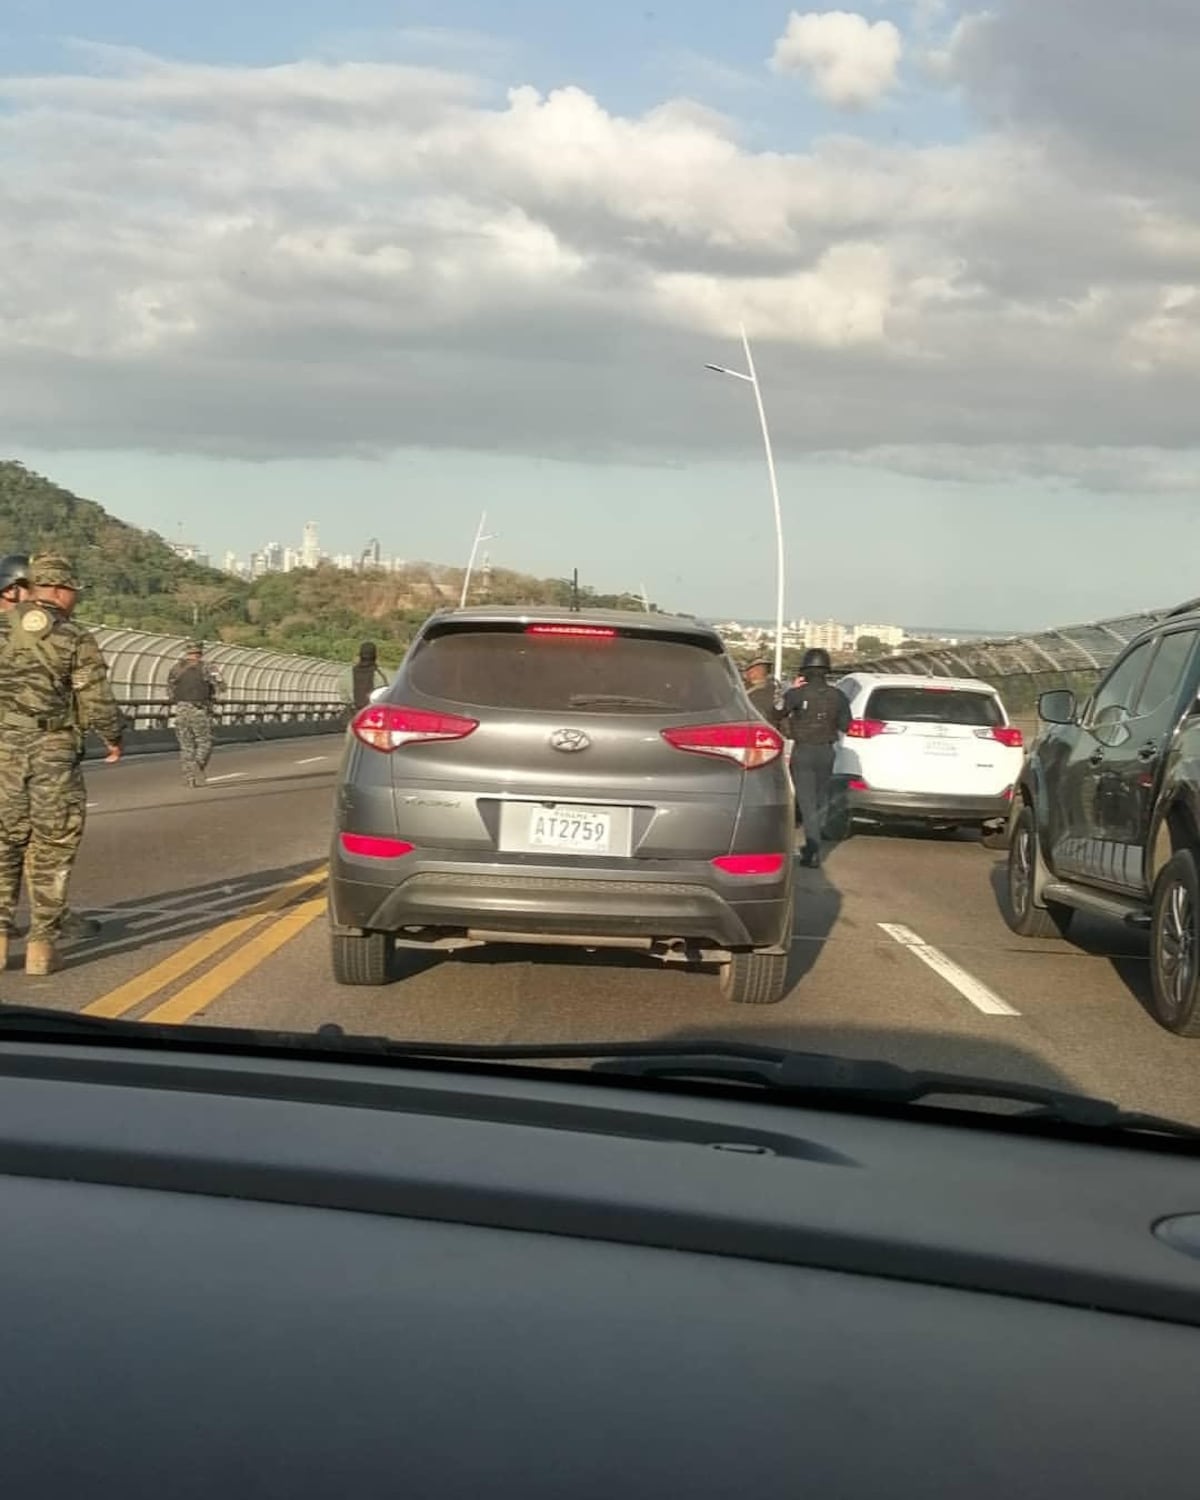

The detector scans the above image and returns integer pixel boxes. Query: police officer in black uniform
[743,657,781,728]
[780,647,851,867]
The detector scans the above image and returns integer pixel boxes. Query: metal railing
[85,625,345,719]
[119,698,349,733]
[854,604,1177,713]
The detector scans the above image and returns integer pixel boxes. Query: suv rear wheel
[718,903,793,1005]
[1005,806,1072,939]
[1150,851,1200,1036]
[718,948,789,1004]
[331,930,390,986]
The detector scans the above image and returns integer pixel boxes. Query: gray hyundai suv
[329,607,795,1003]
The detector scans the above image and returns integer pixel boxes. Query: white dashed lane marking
[295,756,328,765]
[205,772,248,783]
[878,922,1021,1017]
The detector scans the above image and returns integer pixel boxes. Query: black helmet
[801,647,832,672]
[0,553,31,596]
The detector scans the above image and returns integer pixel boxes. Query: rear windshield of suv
[864,687,1003,727]
[407,627,738,713]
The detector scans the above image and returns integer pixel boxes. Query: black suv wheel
[718,948,789,1004]
[718,903,793,1004]
[1150,851,1200,1036]
[331,930,390,986]
[1004,806,1072,939]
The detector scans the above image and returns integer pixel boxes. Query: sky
[4,2,1200,629]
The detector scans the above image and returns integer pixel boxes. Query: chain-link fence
[855,605,1188,714]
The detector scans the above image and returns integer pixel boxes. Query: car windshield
[864,689,1003,727]
[5,0,1200,1140]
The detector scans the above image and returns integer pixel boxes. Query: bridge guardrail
[117,698,347,733]
[91,625,345,712]
[854,604,1177,714]
[76,625,351,757]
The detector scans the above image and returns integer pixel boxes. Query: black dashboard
[1,1036,1198,1497]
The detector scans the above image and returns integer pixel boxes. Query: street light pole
[705,323,787,689]
[459,510,496,609]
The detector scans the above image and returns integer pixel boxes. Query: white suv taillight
[978,725,1024,748]
[351,705,480,752]
[661,721,784,769]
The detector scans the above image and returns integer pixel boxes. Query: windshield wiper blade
[567,694,672,709]
[593,1046,1200,1137]
[306,1034,1200,1140]
[2,1013,1192,1143]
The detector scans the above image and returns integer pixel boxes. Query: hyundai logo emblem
[550,727,591,753]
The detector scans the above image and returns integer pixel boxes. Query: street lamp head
[704,362,753,382]
[702,363,750,384]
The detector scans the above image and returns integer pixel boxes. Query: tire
[718,948,789,1004]
[1150,851,1200,1036]
[1004,806,1072,939]
[331,930,390,986]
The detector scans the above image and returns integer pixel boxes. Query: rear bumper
[329,846,794,952]
[846,787,1012,824]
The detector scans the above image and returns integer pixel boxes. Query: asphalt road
[14,737,1200,1126]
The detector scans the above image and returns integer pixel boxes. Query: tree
[173,582,243,630]
[855,634,884,658]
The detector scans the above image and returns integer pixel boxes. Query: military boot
[25,940,59,977]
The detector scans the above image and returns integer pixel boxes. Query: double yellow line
[84,863,328,1025]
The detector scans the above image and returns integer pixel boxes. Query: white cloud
[0,31,1199,480]
[770,11,903,109]
[654,243,894,344]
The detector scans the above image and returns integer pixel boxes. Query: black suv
[1005,600,1200,1034]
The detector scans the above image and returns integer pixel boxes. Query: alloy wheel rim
[1011,824,1033,916]
[1158,879,1196,1020]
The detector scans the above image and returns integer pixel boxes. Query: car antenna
[570,567,580,612]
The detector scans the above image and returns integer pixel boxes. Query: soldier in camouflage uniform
[168,641,221,787]
[0,553,104,945]
[0,555,123,975]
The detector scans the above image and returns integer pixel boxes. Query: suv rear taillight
[711,853,787,876]
[978,726,1024,748]
[351,705,479,752]
[846,718,887,738]
[339,833,415,858]
[662,722,783,769]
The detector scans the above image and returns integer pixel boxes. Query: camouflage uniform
[0,552,102,944]
[0,559,123,948]
[168,644,220,786]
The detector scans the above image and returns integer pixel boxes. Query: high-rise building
[249,551,267,579]
[264,541,284,572]
[301,521,320,570]
[283,547,300,572]
[222,550,240,576]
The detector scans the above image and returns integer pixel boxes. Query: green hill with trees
[0,461,658,668]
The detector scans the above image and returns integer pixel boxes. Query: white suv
[831,674,1023,839]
